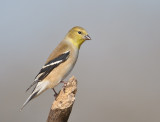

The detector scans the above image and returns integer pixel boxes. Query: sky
[0,0,160,122]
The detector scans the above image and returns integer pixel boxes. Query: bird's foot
[60,81,67,87]
[60,81,68,93]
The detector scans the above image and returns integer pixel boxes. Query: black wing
[26,51,70,91]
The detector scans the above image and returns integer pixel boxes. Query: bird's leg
[52,88,58,97]
[60,81,67,87]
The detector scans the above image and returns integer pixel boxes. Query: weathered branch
[47,76,77,122]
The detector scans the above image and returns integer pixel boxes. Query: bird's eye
[78,31,82,34]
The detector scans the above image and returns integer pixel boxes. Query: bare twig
[47,76,77,122]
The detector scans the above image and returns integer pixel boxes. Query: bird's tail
[20,81,48,111]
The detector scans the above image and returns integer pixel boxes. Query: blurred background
[0,0,160,122]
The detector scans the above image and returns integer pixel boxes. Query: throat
[70,39,84,49]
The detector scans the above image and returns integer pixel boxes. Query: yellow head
[66,26,91,49]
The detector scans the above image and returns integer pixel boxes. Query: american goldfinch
[21,26,91,110]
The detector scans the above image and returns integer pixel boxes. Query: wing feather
[26,51,70,91]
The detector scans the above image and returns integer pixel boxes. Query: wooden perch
[47,76,77,122]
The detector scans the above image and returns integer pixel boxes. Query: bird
[20,26,91,110]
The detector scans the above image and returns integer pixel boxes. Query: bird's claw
[60,81,67,87]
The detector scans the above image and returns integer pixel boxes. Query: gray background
[1,0,160,122]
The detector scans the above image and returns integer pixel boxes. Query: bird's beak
[84,35,91,40]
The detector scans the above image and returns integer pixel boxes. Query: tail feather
[26,80,38,92]
[20,81,49,111]
[20,91,38,111]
